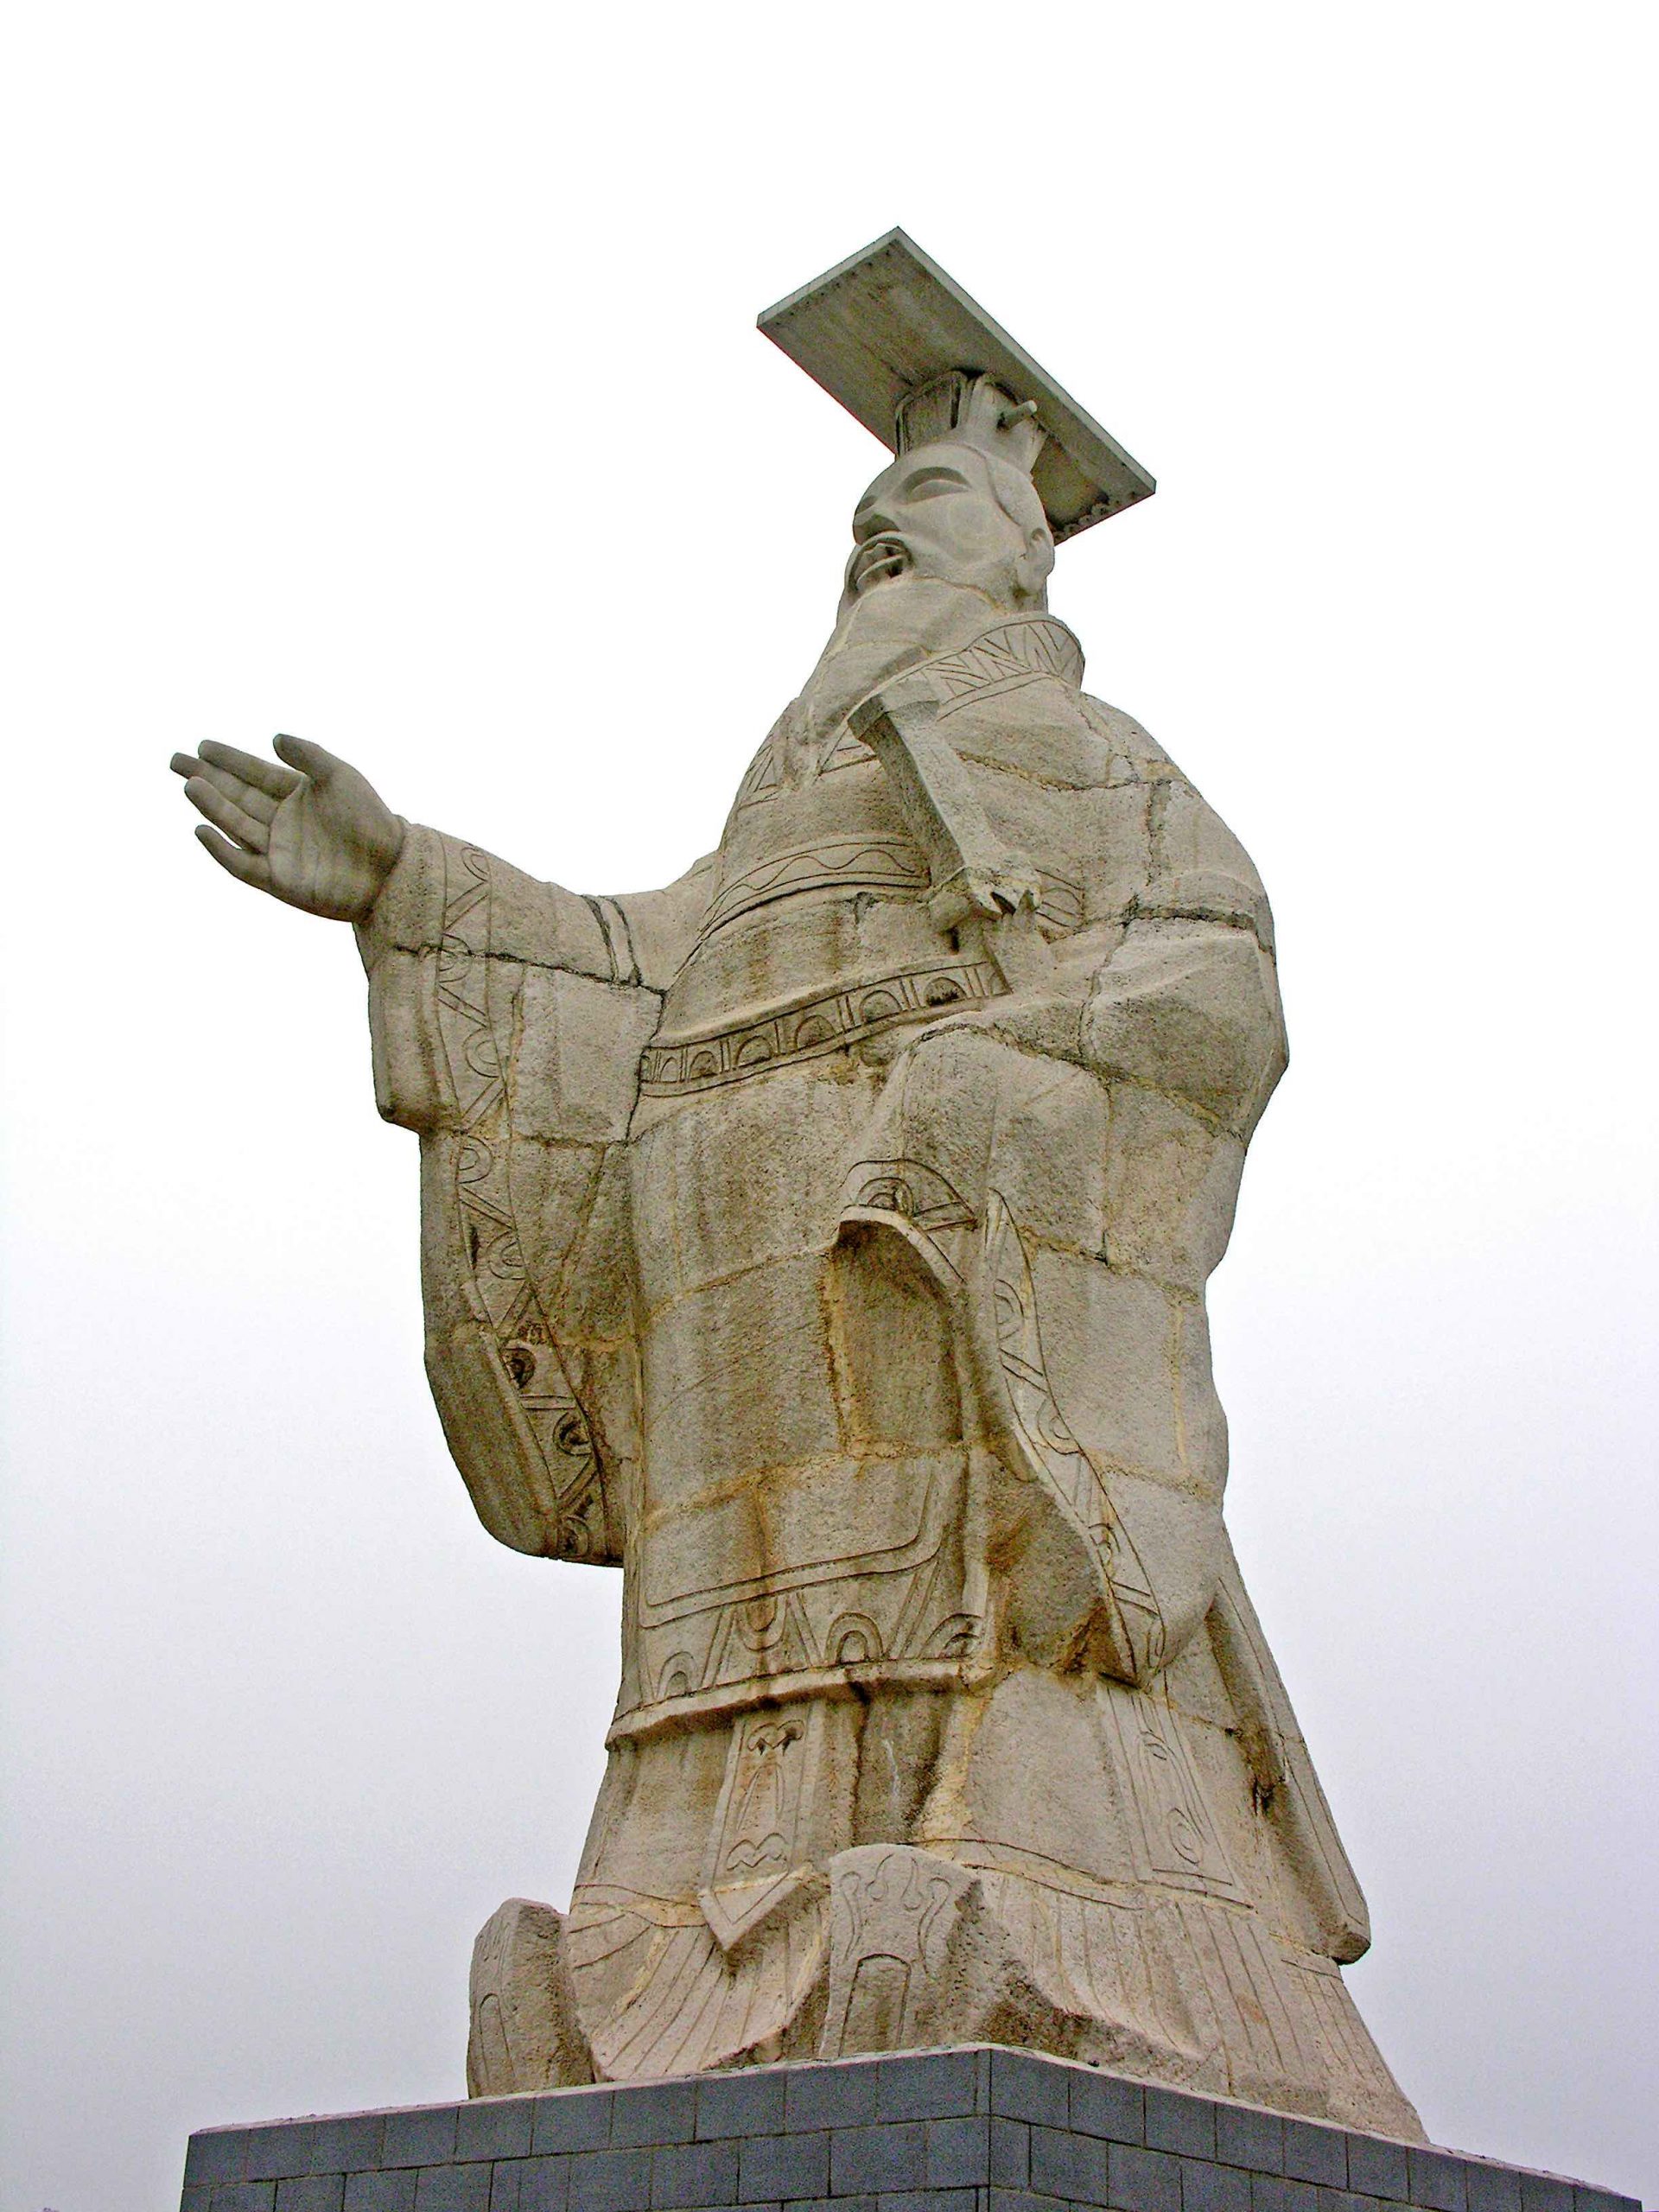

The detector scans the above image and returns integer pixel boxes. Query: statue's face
[796,437,1056,741]
[843,441,1052,611]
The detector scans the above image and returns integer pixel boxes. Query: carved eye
[904,466,970,499]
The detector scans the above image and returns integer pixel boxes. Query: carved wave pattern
[639,959,1004,1096]
[696,836,929,944]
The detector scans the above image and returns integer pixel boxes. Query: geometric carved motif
[624,1504,986,1736]
[435,845,609,1560]
[981,1190,1166,1680]
[841,1155,978,1242]
[924,614,1084,714]
[817,721,878,776]
[726,617,1083,830]
[639,958,1004,1096]
[696,836,1079,954]
[1099,1683,1247,1903]
[698,1700,849,1954]
[818,1845,979,2058]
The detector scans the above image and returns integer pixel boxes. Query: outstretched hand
[169,735,404,922]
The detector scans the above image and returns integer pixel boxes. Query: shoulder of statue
[1076,691,1187,782]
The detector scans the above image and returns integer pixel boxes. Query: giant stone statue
[169,232,1422,2139]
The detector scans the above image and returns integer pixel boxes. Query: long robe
[355,613,1421,2134]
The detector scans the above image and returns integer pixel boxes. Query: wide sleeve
[354,824,617,1134]
[351,827,710,1565]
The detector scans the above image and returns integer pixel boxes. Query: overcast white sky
[3,5,1656,2209]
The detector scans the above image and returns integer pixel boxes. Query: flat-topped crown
[895,370,1047,478]
[758,227,1155,542]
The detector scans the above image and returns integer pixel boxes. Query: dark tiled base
[178,2047,1643,2212]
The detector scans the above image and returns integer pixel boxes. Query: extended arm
[168,734,709,1570]
[170,734,713,1132]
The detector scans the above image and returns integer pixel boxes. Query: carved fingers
[175,766,274,852]
[193,823,274,892]
[272,731,345,784]
[200,740,303,800]
[170,740,301,855]
[170,746,276,898]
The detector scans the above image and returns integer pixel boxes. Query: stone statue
[168,233,1422,2138]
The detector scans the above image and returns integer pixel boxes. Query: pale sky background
[3,6,1656,2209]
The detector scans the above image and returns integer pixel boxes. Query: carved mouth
[849,535,911,595]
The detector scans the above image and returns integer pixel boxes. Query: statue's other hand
[169,735,404,922]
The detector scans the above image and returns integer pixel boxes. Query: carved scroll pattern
[435,844,610,1560]
[829,1166,1168,1685]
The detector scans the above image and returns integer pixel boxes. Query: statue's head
[840,372,1056,619]
[793,372,1062,741]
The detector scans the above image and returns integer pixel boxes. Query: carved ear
[1014,526,1056,603]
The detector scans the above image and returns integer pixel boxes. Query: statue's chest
[698,744,928,939]
[640,749,989,1098]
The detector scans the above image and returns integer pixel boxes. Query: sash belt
[639,957,1003,1096]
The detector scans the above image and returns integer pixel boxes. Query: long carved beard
[786,575,1024,772]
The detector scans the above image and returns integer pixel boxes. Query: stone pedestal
[179,2045,1642,2212]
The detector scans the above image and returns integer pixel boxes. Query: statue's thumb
[274,733,334,781]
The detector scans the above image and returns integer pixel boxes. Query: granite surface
[178,2047,1643,2212]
